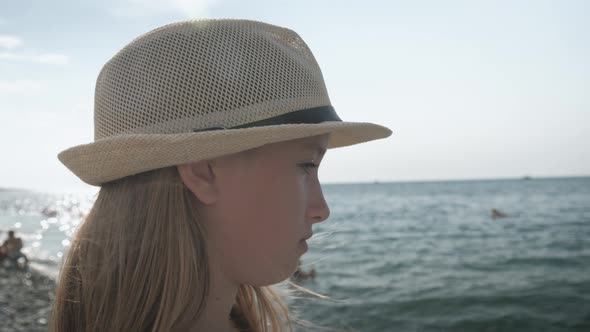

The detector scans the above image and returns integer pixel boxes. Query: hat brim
[58,121,392,186]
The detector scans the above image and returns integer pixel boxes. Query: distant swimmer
[292,259,316,282]
[42,207,58,218]
[491,208,508,219]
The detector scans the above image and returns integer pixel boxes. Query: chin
[247,259,299,286]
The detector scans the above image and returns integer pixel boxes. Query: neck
[192,260,239,332]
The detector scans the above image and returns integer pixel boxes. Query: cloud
[0,35,69,64]
[110,0,221,18]
[0,80,43,94]
[0,35,22,49]
[0,52,70,65]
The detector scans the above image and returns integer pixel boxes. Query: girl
[51,18,391,331]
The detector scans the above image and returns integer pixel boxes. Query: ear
[177,161,219,205]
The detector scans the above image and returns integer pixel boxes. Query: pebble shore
[0,266,55,332]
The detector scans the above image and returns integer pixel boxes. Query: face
[204,134,331,286]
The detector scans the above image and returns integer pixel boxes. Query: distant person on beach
[0,230,28,266]
[49,19,391,332]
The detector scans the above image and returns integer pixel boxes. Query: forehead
[216,134,330,166]
[262,134,329,156]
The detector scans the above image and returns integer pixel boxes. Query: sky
[0,0,588,193]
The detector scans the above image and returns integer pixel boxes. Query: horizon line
[1,173,590,194]
[322,174,590,186]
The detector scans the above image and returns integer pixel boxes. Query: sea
[1,176,589,332]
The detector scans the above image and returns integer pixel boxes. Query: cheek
[213,168,307,284]
[237,175,304,249]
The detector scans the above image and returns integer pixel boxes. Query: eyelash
[300,162,319,174]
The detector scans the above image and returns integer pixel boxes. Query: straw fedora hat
[58,19,392,186]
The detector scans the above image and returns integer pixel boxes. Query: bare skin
[177,133,331,331]
[1,231,23,257]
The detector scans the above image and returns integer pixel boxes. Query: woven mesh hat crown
[58,18,392,186]
[95,19,331,140]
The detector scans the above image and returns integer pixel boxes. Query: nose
[307,182,330,224]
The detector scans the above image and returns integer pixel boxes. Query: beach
[0,266,54,332]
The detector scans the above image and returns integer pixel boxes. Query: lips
[301,233,313,241]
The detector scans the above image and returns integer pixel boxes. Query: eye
[300,162,319,174]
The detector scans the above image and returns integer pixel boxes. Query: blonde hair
[49,166,293,331]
